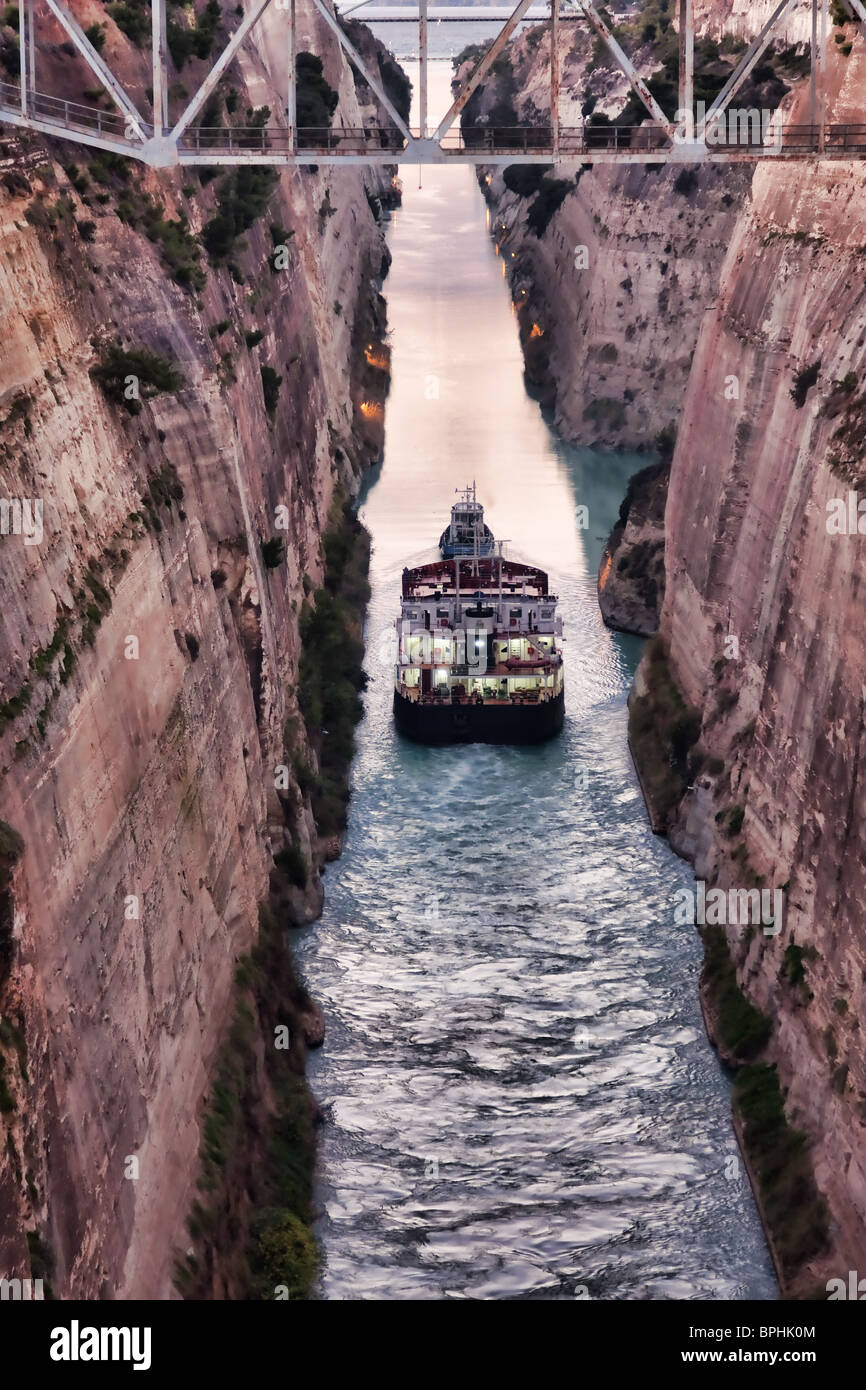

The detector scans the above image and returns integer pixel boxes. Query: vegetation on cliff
[599,459,668,636]
[296,492,371,843]
[628,635,701,830]
[735,1063,829,1283]
[175,904,319,1300]
[700,928,829,1287]
[0,820,23,991]
[339,17,412,129]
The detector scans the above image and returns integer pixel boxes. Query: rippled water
[294,61,776,1301]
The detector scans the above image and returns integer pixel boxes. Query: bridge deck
[3,84,866,166]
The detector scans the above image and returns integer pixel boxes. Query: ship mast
[496,538,510,617]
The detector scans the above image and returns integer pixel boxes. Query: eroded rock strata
[0,0,398,1298]
[475,5,866,1292]
[656,38,866,1294]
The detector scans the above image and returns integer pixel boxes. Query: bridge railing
[180,124,406,153]
[5,80,866,161]
[0,79,140,140]
[444,123,673,154]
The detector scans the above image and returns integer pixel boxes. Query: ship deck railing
[397,684,557,706]
[399,657,562,675]
[405,588,554,602]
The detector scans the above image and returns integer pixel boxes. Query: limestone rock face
[695,0,816,45]
[478,5,866,1277]
[659,42,866,1278]
[598,461,668,636]
[474,25,751,451]
[0,1,393,1299]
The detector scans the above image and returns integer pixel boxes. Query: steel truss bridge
[1,0,865,166]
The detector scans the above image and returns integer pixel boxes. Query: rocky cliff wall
[475,2,866,1286]
[472,22,752,455]
[0,0,395,1298]
[657,36,866,1287]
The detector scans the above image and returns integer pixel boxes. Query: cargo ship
[393,485,565,744]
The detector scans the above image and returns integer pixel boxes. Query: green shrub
[0,1052,15,1112]
[176,903,319,1299]
[260,365,283,417]
[673,167,699,196]
[167,0,221,69]
[147,462,184,510]
[583,397,627,431]
[0,821,24,989]
[296,51,338,129]
[702,925,772,1061]
[91,344,181,412]
[781,942,808,990]
[274,841,307,888]
[726,805,745,836]
[791,360,821,408]
[297,499,370,839]
[0,685,31,731]
[527,178,572,237]
[735,1063,828,1277]
[202,167,279,262]
[628,636,702,829]
[83,22,106,52]
[249,1210,317,1299]
[0,821,24,863]
[503,164,552,198]
[655,422,677,462]
[106,0,150,44]
[261,535,286,568]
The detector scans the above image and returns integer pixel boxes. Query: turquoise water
[293,61,776,1301]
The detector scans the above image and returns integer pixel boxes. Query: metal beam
[433,0,535,141]
[678,0,694,136]
[551,0,559,155]
[42,0,148,140]
[419,0,428,139]
[18,0,28,116]
[819,0,828,153]
[171,0,275,142]
[288,0,296,151]
[699,0,798,140]
[310,0,412,140]
[152,0,167,136]
[576,0,674,135]
[811,0,818,127]
[27,0,35,113]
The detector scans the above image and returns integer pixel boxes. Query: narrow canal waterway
[295,60,776,1301]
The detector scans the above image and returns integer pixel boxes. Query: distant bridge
[341,4,552,19]
[1,0,865,167]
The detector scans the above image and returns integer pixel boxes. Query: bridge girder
[1,0,866,166]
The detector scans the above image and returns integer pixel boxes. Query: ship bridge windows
[403,632,454,666]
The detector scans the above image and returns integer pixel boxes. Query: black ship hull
[393,689,564,745]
